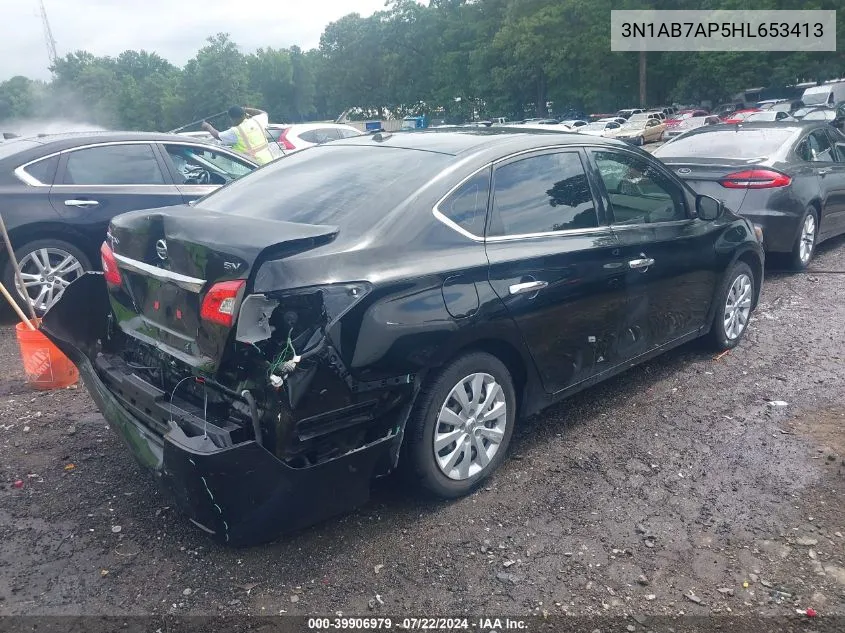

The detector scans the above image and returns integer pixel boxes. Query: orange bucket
[15,319,79,390]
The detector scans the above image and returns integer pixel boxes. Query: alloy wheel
[433,372,508,481]
[799,213,816,264]
[16,247,84,313]
[723,273,753,340]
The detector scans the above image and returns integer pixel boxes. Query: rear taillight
[278,127,295,151]
[100,242,122,287]
[720,169,792,189]
[200,280,245,327]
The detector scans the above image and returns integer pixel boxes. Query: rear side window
[63,144,166,185]
[488,152,598,237]
[654,129,795,159]
[438,169,490,236]
[22,155,60,185]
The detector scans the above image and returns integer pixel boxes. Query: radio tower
[39,0,59,68]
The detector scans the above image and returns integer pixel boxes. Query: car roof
[2,130,219,153]
[328,127,630,157]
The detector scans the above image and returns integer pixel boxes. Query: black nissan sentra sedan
[654,121,845,269]
[43,129,764,544]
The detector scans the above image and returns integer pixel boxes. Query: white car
[265,123,363,152]
[559,119,588,128]
[598,117,628,126]
[577,120,623,137]
[744,111,797,122]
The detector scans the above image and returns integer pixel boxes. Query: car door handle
[64,199,100,208]
[628,257,655,269]
[817,168,832,176]
[509,280,548,296]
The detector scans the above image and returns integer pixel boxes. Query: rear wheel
[705,261,755,351]
[789,208,818,270]
[2,239,91,315]
[403,352,516,499]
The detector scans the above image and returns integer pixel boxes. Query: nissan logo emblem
[677,168,691,175]
[155,239,168,261]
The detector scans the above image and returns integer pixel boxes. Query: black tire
[2,238,92,316]
[704,261,755,351]
[402,352,516,499]
[637,136,645,146]
[788,207,818,271]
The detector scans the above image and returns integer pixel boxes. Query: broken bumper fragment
[67,352,396,545]
[42,274,402,545]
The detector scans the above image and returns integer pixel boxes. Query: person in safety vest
[202,106,274,165]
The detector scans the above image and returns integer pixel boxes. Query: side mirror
[696,194,724,221]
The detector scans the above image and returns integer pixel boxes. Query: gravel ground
[1,236,845,623]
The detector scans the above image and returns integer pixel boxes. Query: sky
[0,0,392,81]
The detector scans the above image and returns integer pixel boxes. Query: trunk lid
[107,204,338,371]
[660,157,767,213]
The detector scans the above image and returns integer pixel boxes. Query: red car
[665,109,710,128]
[721,108,761,124]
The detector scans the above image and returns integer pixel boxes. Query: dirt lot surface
[2,239,845,624]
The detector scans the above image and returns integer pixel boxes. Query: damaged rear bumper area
[41,274,403,545]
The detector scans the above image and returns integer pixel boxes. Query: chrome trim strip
[113,253,206,293]
[486,226,610,242]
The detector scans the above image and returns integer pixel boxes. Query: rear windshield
[197,145,453,235]
[654,128,795,159]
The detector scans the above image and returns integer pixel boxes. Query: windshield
[729,111,756,121]
[654,128,795,159]
[623,120,647,129]
[197,145,453,237]
[794,108,817,118]
[803,91,830,106]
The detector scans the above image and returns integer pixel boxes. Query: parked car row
[8,118,845,545]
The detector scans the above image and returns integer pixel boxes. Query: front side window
[63,144,166,185]
[488,152,599,237]
[797,130,835,162]
[164,144,254,185]
[592,151,687,225]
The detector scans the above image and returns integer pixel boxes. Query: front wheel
[402,352,516,499]
[637,136,645,146]
[789,208,818,271]
[705,261,755,351]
